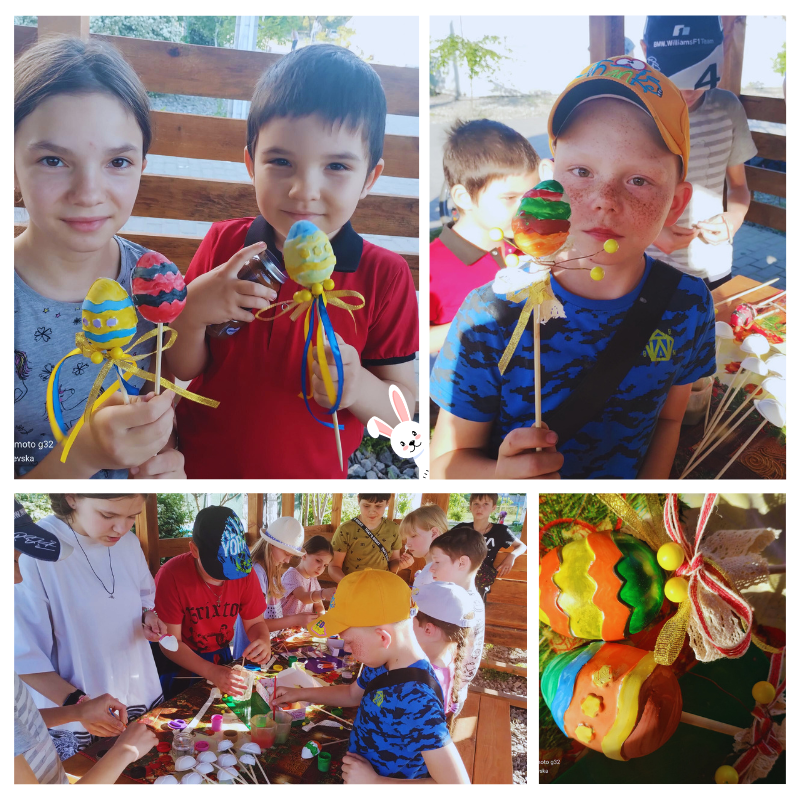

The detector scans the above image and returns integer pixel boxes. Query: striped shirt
[14,672,69,785]
[647,88,758,281]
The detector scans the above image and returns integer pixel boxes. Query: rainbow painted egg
[283,220,336,286]
[81,278,138,351]
[541,642,682,760]
[539,532,665,640]
[512,179,571,258]
[132,251,187,324]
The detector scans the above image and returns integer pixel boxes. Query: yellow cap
[308,569,415,637]
[548,55,690,181]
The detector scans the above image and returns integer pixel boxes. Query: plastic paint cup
[210,714,223,732]
[270,711,293,745]
[250,714,277,748]
[194,740,209,753]
[318,751,331,772]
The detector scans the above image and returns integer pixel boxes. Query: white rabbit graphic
[367,385,427,463]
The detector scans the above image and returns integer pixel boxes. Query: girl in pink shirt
[281,536,335,616]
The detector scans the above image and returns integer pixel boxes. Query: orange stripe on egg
[585,533,629,641]
[538,548,572,636]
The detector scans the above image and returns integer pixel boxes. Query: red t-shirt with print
[154,552,267,654]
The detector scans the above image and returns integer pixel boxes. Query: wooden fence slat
[330,495,343,529]
[740,94,786,124]
[150,111,418,179]
[473,696,513,784]
[721,16,747,96]
[751,131,786,161]
[589,16,625,62]
[485,602,527,630]
[745,200,786,232]
[124,174,419,238]
[246,494,263,547]
[452,691,480,782]
[480,658,527,677]
[37,16,89,40]
[485,579,526,606]
[468,685,527,709]
[136,494,161,576]
[744,165,786,197]
[281,494,295,516]
[484,624,526,650]
[421,494,450,513]
[303,524,336,539]
[158,537,193,560]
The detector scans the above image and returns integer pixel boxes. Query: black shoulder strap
[363,667,444,710]
[545,259,683,445]
[352,518,389,563]
[244,215,270,248]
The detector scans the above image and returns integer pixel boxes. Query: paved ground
[731,222,786,289]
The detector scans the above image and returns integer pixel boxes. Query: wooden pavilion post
[589,16,625,62]
[720,16,747,96]
[281,493,295,517]
[387,494,397,521]
[421,494,450,513]
[246,494,263,546]
[136,494,161,576]
[38,17,90,40]
[330,494,343,529]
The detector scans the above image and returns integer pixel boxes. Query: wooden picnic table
[63,630,356,784]
[673,275,786,479]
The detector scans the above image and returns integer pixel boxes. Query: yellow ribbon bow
[498,279,551,375]
[47,326,219,462]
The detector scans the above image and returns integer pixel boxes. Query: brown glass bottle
[206,250,287,337]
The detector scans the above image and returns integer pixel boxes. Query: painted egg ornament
[302,741,322,759]
[539,532,666,641]
[512,180,571,258]
[81,278,138,352]
[283,220,336,287]
[541,642,682,760]
[131,250,187,324]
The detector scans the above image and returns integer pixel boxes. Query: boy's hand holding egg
[311,333,362,410]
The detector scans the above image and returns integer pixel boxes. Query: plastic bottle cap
[168,719,187,731]
[194,741,209,752]
[288,656,298,666]
[157,742,171,753]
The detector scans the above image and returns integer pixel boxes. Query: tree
[447,493,470,523]
[257,16,306,49]
[430,33,507,103]
[157,494,194,539]
[16,493,52,523]
[182,16,236,48]
[772,42,786,77]
[90,16,185,43]
[189,493,240,512]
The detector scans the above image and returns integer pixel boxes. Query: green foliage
[430,33,507,99]
[14,16,37,27]
[447,493,470,523]
[257,16,306,48]
[90,16,185,43]
[181,16,236,48]
[15,494,52,523]
[156,494,194,539]
[772,42,786,77]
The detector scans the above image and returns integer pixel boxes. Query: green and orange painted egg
[539,532,665,640]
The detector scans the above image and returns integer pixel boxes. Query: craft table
[63,630,356,784]
[672,276,786,479]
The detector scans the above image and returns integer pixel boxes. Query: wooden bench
[453,691,515,784]
[14,20,419,287]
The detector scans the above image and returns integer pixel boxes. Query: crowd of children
[14,36,418,480]
[14,493,524,783]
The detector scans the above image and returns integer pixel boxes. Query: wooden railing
[14,20,419,286]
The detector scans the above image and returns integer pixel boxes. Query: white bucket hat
[260,516,304,556]
[412,581,476,628]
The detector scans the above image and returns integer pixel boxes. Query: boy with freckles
[431,56,716,479]
[167,46,418,478]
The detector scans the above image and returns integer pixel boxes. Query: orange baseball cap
[548,55,690,181]
[308,569,416,637]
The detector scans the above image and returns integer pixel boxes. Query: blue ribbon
[300,297,344,431]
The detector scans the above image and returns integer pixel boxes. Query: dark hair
[443,119,540,202]
[49,494,147,523]
[357,494,391,504]
[415,609,469,713]
[15,36,152,156]
[247,44,386,171]
[303,535,334,557]
[469,493,498,506]
[430,527,488,572]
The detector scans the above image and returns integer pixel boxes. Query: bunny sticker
[367,385,427,468]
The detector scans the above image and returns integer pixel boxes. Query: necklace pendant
[110,595,114,599]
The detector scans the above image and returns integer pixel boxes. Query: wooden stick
[769,564,786,575]
[704,364,745,437]
[114,366,130,404]
[154,322,163,395]
[754,290,786,309]
[320,736,350,748]
[680,711,743,737]
[254,757,270,785]
[714,419,768,479]
[713,278,779,309]
[307,705,353,728]
[696,369,749,454]
[317,304,343,472]
[533,304,543,452]
[755,302,784,321]
[680,406,756,479]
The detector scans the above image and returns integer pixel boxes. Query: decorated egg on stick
[512,180,571,258]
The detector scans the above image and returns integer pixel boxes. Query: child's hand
[141,611,169,642]
[342,752,381,784]
[181,242,278,328]
[76,693,128,737]
[695,213,735,245]
[110,720,158,764]
[87,391,175,471]
[274,687,304,705]
[208,665,248,698]
[129,447,186,479]
[496,425,563,479]
[496,553,516,578]
[311,333,362,410]
[242,636,271,665]
[322,587,336,600]
[653,224,699,255]
[398,551,415,570]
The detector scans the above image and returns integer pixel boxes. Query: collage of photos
[11,11,787,788]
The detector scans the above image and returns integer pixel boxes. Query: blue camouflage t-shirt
[431,256,716,478]
[351,659,450,779]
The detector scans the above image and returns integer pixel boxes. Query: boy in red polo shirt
[168,45,418,478]
[430,120,540,356]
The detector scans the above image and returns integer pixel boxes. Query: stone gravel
[347,437,418,480]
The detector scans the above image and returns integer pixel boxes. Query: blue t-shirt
[352,659,450,779]
[431,256,716,478]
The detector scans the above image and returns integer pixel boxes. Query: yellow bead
[299,290,313,303]
[665,576,689,603]
[603,238,619,253]
[90,351,104,364]
[108,347,124,360]
[590,266,605,281]
[715,765,739,784]
[489,227,504,242]
[752,681,776,704]
[581,694,602,718]
[657,542,685,571]
[575,724,594,744]
[311,283,323,296]
[322,278,335,291]
[505,253,520,268]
